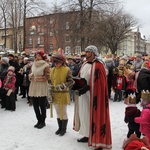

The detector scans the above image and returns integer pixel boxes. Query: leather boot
[37,122,46,129]
[34,121,41,128]
[55,118,62,135]
[59,119,68,136]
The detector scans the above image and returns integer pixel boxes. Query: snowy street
[0,95,139,150]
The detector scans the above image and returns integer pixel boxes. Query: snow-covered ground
[0,94,142,150]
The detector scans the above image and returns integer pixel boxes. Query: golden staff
[50,102,53,118]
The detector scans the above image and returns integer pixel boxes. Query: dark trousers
[32,97,47,123]
[1,89,7,108]
[22,85,29,99]
[127,126,141,138]
[114,89,122,101]
[5,92,16,111]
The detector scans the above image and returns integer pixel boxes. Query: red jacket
[3,73,16,92]
[126,78,136,92]
[115,75,125,90]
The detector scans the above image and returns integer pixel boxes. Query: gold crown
[141,90,150,101]
[128,93,136,104]
[129,97,136,104]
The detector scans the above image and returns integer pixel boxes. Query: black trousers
[127,125,141,138]
[1,89,7,108]
[114,89,122,101]
[32,97,47,123]
[5,92,16,111]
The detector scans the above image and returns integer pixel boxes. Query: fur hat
[37,51,47,60]
[1,57,9,64]
[8,66,15,72]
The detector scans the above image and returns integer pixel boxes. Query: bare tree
[95,9,138,54]
[0,0,9,49]
[23,0,47,51]
[52,0,119,51]
[0,0,47,53]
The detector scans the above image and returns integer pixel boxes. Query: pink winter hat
[8,66,15,72]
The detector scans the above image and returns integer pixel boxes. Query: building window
[50,19,53,24]
[66,22,69,30]
[65,35,71,42]
[75,46,81,54]
[50,43,53,50]
[29,37,32,45]
[65,46,71,54]
[76,36,81,42]
[76,22,80,29]
[50,31,53,36]
[37,36,40,44]
[37,25,40,32]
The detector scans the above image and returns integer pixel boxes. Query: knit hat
[1,57,9,64]
[37,51,47,60]
[8,66,15,72]
[24,57,29,61]
[85,45,100,57]
[136,54,142,59]
[27,57,34,62]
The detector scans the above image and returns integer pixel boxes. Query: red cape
[88,61,112,149]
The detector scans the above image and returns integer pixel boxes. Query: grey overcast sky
[44,0,150,38]
[122,0,150,38]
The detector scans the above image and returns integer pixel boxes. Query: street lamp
[31,25,36,55]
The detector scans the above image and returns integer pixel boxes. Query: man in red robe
[76,45,112,150]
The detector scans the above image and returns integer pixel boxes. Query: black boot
[37,122,46,129]
[55,118,62,135]
[77,137,88,142]
[34,121,41,128]
[59,119,68,136]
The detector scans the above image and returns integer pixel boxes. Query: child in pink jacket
[134,90,150,143]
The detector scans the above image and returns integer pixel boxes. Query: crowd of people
[0,47,150,150]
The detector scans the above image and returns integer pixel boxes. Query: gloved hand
[77,85,90,96]
[71,78,87,90]
[49,84,54,90]
[55,83,66,91]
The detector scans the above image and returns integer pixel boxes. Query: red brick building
[25,12,82,55]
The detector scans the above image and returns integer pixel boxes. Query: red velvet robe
[88,61,112,149]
